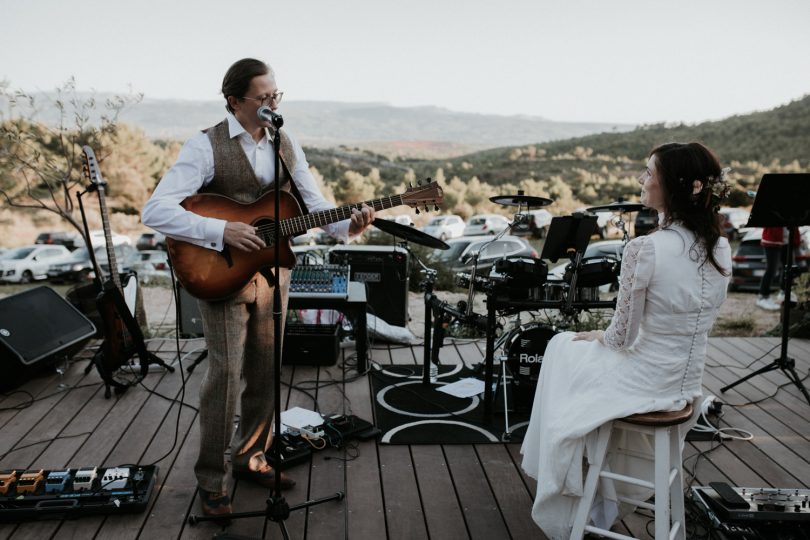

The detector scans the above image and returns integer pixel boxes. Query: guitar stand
[89,280,175,398]
[75,182,173,399]
[186,349,208,374]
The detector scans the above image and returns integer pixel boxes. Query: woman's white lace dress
[520,220,731,539]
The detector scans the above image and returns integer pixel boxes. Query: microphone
[257,106,284,128]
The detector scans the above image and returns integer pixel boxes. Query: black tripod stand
[721,173,810,406]
[187,108,343,537]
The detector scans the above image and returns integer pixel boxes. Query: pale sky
[2,0,809,125]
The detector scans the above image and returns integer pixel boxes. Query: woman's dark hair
[221,58,271,113]
[650,142,729,275]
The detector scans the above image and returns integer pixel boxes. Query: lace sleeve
[603,236,655,351]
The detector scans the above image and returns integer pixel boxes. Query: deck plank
[1,335,808,539]
[443,444,510,540]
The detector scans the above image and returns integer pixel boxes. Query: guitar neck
[279,194,404,237]
[97,184,122,292]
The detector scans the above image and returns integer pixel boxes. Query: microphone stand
[188,113,343,537]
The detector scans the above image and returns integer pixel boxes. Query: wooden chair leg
[570,422,613,540]
[653,427,671,540]
[669,426,686,540]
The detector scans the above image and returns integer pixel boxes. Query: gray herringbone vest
[200,120,301,205]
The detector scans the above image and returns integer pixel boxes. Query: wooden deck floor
[1,335,809,540]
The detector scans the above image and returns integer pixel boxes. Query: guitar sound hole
[255,218,276,245]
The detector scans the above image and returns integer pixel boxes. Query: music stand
[721,173,810,406]
[540,213,599,316]
[540,214,598,262]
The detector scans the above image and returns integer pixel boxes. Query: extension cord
[701,395,722,416]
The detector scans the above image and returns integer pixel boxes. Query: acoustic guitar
[167,181,443,300]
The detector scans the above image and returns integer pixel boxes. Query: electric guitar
[167,181,444,300]
[82,146,172,396]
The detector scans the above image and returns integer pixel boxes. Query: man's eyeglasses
[241,92,284,106]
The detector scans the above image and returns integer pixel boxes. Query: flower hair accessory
[681,167,731,210]
[707,167,732,202]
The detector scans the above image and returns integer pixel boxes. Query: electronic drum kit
[372,193,650,416]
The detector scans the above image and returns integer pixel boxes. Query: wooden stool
[569,403,693,540]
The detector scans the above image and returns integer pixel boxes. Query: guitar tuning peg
[415,208,420,215]
[424,205,429,212]
[434,205,439,211]
[409,182,413,189]
[426,177,432,183]
[417,179,423,185]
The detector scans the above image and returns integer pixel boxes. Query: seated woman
[520,142,732,539]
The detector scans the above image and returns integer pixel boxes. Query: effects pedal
[72,466,98,491]
[16,470,45,494]
[0,471,17,495]
[322,414,378,445]
[266,433,313,471]
[101,467,130,490]
[45,469,72,494]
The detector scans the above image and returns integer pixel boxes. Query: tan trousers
[194,269,290,493]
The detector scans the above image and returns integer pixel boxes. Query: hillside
[1,92,808,247]
[304,94,810,215]
[8,93,632,153]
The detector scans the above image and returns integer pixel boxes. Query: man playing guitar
[142,58,374,519]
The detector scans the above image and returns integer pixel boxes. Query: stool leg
[654,427,671,540]
[570,422,613,540]
[669,426,686,540]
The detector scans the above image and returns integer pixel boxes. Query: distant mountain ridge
[117,97,635,148]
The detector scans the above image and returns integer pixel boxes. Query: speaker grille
[0,286,97,365]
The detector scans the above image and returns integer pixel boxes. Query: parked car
[634,208,659,236]
[136,231,167,251]
[292,245,327,265]
[421,214,465,241]
[513,209,553,238]
[292,228,340,246]
[48,244,138,283]
[547,239,625,292]
[430,235,537,274]
[386,215,415,227]
[463,214,510,236]
[0,245,72,283]
[89,229,131,247]
[35,231,83,250]
[131,250,170,284]
[718,207,750,240]
[730,228,809,291]
[576,207,613,239]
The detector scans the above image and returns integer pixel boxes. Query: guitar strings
[252,195,409,237]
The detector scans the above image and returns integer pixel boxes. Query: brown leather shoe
[199,488,232,521]
[232,464,296,490]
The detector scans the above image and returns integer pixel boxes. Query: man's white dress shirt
[142,113,350,250]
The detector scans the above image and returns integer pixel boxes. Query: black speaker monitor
[0,286,97,391]
[328,245,409,327]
